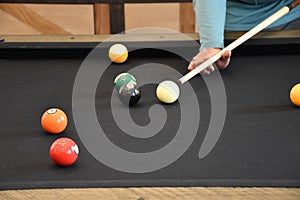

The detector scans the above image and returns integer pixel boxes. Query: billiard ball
[41,108,68,134]
[109,43,128,63]
[156,80,180,104]
[118,82,141,106]
[114,72,137,92]
[49,138,79,166]
[290,83,300,106]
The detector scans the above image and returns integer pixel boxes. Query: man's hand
[188,48,231,75]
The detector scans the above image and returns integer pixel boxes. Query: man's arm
[193,0,227,50]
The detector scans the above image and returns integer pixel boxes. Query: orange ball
[41,108,68,134]
[290,83,300,107]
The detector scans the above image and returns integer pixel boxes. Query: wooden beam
[94,3,110,34]
[0,3,71,34]
[179,2,195,33]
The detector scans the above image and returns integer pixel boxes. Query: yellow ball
[156,80,180,104]
[109,44,128,63]
[290,83,300,106]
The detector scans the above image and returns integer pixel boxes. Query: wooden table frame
[0,0,195,34]
[1,187,300,200]
[0,20,299,200]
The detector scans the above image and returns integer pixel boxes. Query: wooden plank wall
[0,4,94,34]
[0,3,195,35]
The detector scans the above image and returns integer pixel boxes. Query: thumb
[222,50,231,60]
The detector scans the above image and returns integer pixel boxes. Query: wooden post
[110,3,125,34]
[179,2,195,33]
[94,3,110,34]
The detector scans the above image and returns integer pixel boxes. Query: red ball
[49,138,79,166]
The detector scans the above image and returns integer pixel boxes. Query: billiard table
[0,30,299,198]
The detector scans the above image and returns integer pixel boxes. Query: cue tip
[177,78,185,86]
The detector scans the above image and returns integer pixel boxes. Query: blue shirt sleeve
[193,0,226,51]
[194,0,300,52]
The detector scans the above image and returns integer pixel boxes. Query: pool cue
[178,0,300,85]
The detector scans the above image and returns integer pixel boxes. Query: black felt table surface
[0,43,299,190]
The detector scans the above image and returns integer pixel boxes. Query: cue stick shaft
[178,0,300,85]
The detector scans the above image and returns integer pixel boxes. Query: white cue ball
[156,80,180,104]
[108,43,128,63]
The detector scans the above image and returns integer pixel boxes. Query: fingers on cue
[188,56,198,71]
[188,63,194,71]
[207,65,215,72]
[201,64,215,75]
[189,54,216,75]
[201,69,210,75]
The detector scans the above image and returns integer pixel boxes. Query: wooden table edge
[1,30,300,42]
[0,187,300,200]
